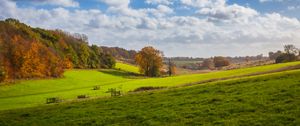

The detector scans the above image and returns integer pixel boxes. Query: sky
[0,0,300,57]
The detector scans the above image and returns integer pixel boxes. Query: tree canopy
[135,46,163,77]
[0,18,115,82]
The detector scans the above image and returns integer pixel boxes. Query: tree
[78,43,90,68]
[275,53,297,63]
[167,58,176,76]
[0,19,118,82]
[20,42,46,78]
[275,45,298,63]
[0,52,5,82]
[100,54,116,69]
[269,51,283,60]
[135,46,163,77]
[213,56,230,68]
[284,44,298,55]
[202,58,214,70]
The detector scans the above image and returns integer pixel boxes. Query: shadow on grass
[99,69,145,79]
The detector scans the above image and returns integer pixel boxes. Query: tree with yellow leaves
[135,46,163,77]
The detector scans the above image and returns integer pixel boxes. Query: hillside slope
[0,61,299,110]
[0,18,115,82]
[115,62,140,74]
[0,69,299,125]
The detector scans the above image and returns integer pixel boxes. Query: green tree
[275,44,298,63]
[78,43,90,68]
[269,51,283,60]
[100,54,116,69]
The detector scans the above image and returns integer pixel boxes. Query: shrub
[77,95,89,99]
[93,85,101,90]
[276,54,297,63]
[46,97,61,104]
[106,88,122,97]
[133,86,166,92]
[213,56,230,68]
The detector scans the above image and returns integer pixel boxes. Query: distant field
[0,61,299,110]
[115,62,140,74]
[0,69,299,125]
[172,60,202,67]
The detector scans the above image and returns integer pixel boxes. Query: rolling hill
[0,61,299,111]
[0,68,299,125]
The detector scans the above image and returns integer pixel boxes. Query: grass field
[0,61,299,110]
[115,62,140,74]
[0,69,299,125]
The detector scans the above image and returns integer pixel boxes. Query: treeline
[167,57,204,61]
[0,18,115,82]
[101,46,137,63]
[269,45,300,63]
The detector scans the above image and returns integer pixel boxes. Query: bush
[133,86,166,92]
[106,88,121,97]
[46,97,61,104]
[275,54,297,63]
[93,85,101,90]
[213,56,230,68]
[77,95,89,99]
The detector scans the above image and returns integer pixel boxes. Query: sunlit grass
[115,62,140,74]
[0,61,299,110]
[0,68,299,125]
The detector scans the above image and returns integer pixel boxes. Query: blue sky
[1,0,300,57]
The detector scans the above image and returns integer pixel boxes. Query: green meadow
[0,68,299,125]
[0,61,299,110]
[115,62,140,74]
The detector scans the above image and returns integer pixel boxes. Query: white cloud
[0,0,300,57]
[181,0,258,23]
[145,0,173,5]
[198,4,258,23]
[146,4,174,17]
[19,0,80,7]
[259,0,285,3]
[288,5,300,10]
[181,0,226,8]
[99,0,130,7]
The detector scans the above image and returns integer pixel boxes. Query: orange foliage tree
[135,46,163,77]
[20,42,46,78]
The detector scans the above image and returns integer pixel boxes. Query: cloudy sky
[0,0,300,57]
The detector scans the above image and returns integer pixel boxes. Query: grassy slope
[0,61,299,110]
[115,62,140,74]
[0,69,299,126]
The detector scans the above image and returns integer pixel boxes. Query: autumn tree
[213,56,230,68]
[167,59,176,76]
[20,41,46,78]
[135,46,163,77]
[202,58,215,70]
[0,19,117,82]
[0,40,4,81]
